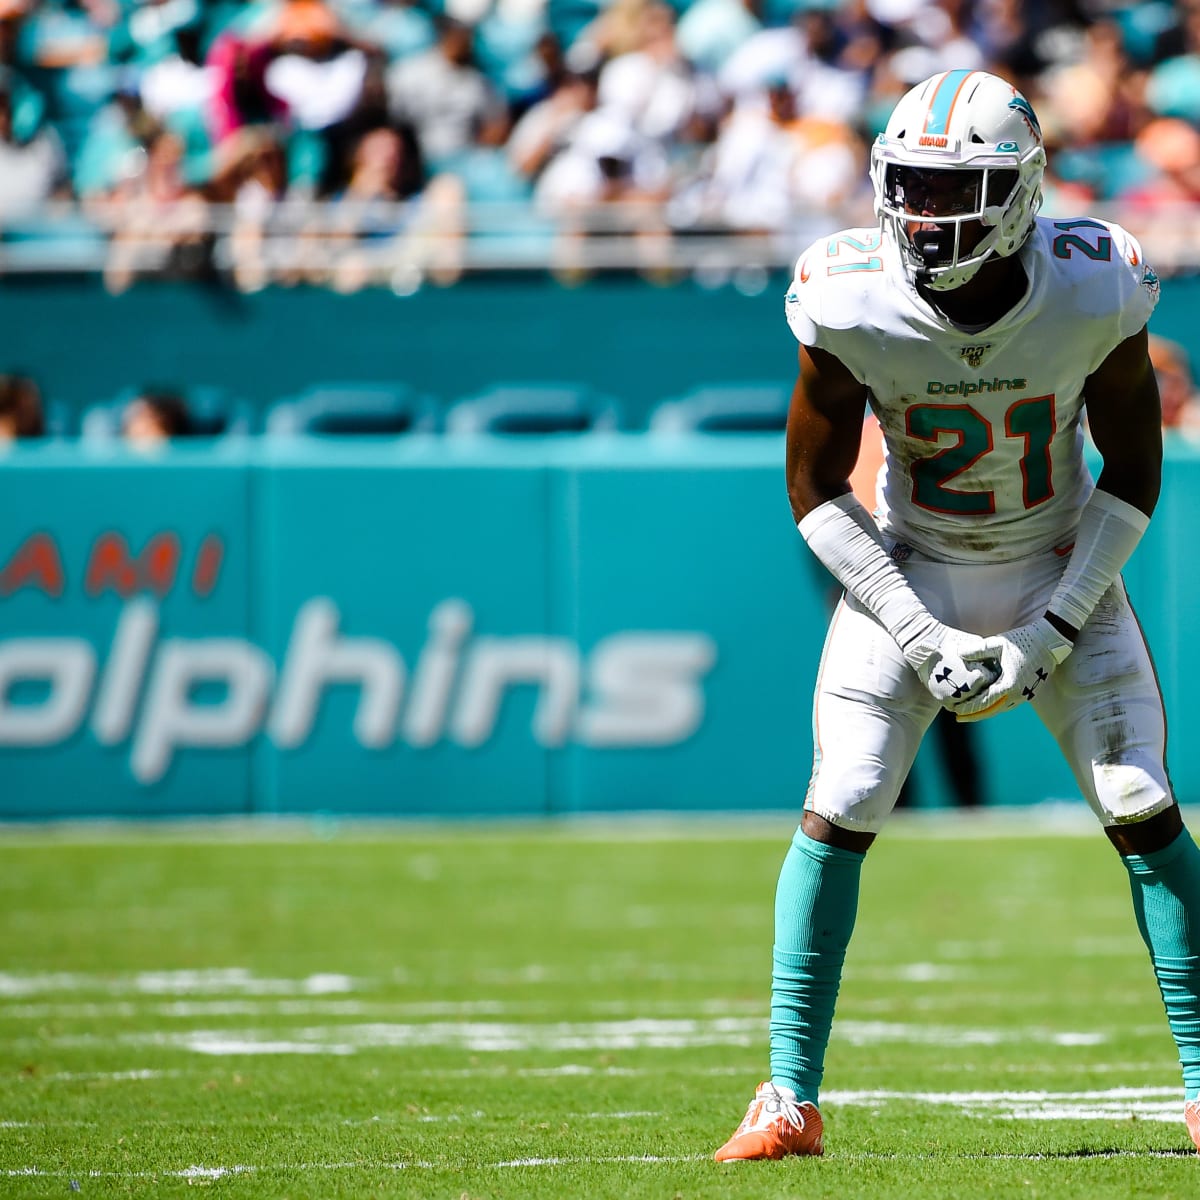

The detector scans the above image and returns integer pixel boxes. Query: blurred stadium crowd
[3,0,1200,290]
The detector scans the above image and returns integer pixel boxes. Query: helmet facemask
[869,71,1047,292]
[878,163,1027,291]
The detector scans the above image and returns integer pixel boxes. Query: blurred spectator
[0,373,44,440]
[315,52,394,196]
[595,3,712,145]
[121,389,190,443]
[386,17,508,163]
[0,73,69,224]
[675,0,760,76]
[210,125,291,292]
[2,0,1200,285]
[1041,19,1142,149]
[1124,117,1200,208]
[320,122,433,290]
[1150,334,1200,433]
[75,83,157,202]
[570,0,657,66]
[139,17,216,126]
[673,78,865,236]
[504,31,570,121]
[341,123,424,206]
[508,67,600,182]
[534,105,672,278]
[207,27,284,144]
[914,0,986,70]
[535,105,669,214]
[263,2,370,134]
[102,125,212,292]
[719,8,869,124]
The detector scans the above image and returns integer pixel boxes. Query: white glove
[898,618,1003,710]
[954,617,1074,723]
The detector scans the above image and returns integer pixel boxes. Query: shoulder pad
[1037,217,1159,334]
[785,227,887,345]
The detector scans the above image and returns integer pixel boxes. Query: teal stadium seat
[266,383,439,436]
[444,382,624,435]
[649,382,791,434]
[31,396,74,439]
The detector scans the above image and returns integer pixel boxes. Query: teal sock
[1122,827,1200,1100]
[770,827,865,1106]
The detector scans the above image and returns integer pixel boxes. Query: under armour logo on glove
[934,665,975,699]
[956,619,1074,722]
[903,622,1004,711]
[1021,667,1050,701]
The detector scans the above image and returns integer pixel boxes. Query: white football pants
[806,546,1174,832]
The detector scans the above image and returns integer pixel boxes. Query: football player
[715,69,1200,1160]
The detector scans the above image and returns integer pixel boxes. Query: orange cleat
[714,1081,824,1162]
[1186,1099,1200,1153]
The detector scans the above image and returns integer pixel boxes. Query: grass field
[3,814,1200,1198]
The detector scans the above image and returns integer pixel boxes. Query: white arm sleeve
[1048,488,1150,631]
[798,492,940,655]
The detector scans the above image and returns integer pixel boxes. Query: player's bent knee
[1089,756,1173,828]
[805,763,898,838]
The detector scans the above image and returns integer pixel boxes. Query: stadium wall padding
[1,437,1196,820]
[13,274,1200,423]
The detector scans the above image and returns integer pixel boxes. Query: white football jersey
[785,215,1160,563]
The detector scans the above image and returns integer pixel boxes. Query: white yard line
[823,1086,1184,1125]
[41,1017,1105,1056]
[36,1069,174,1083]
[0,999,375,1020]
[0,969,356,998]
[0,997,770,1021]
[826,1087,1181,1102]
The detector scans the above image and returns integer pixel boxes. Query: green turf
[2,816,1199,1198]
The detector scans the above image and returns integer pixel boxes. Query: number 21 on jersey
[824,231,884,275]
[906,394,1056,514]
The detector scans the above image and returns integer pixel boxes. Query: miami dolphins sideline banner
[1,438,1196,819]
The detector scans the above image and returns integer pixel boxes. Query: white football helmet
[870,70,1046,291]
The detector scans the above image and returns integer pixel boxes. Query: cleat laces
[737,1083,805,1136]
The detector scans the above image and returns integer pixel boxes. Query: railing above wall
[4,199,1197,285]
